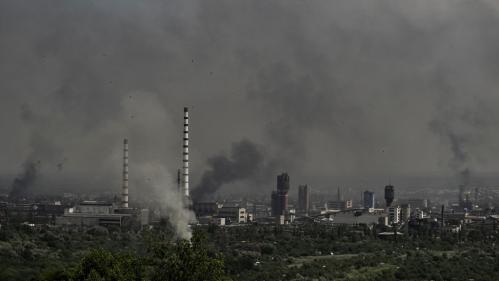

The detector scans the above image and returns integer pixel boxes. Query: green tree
[151,232,229,281]
[72,249,143,281]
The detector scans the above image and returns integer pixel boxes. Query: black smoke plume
[9,161,39,201]
[429,119,471,186]
[459,168,471,188]
[192,139,265,201]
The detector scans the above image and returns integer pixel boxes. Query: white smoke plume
[134,162,195,240]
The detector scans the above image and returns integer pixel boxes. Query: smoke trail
[432,124,471,184]
[429,118,471,185]
[192,139,267,201]
[448,130,471,187]
[9,161,39,201]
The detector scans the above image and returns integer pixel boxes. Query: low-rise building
[56,212,131,226]
[332,212,384,226]
[326,200,353,211]
[55,201,136,227]
[399,198,428,209]
[217,207,247,224]
[193,202,222,217]
[76,201,113,214]
[413,208,426,219]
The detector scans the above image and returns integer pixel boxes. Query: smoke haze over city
[2,1,499,197]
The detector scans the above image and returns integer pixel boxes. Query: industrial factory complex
[1,107,499,239]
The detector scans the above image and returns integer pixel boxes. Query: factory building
[197,216,226,226]
[326,200,353,211]
[77,201,113,214]
[56,201,132,227]
[193,202,222,217]
[193,200,255,225]
[251,202,269,220]
[55,138,149,229]
[217,207,247,224]
[56,202,148,228]
[297,184,311,215]
[332,212,384,226]
[399,198,427,209]
[1,202,66,224]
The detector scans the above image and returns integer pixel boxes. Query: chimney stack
[122,138,129,208]
[182,107,190,197]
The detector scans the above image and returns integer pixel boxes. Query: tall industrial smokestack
[182,107,190,198]
[122,138,129,208]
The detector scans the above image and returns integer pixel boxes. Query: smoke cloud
[192,139,269,200]
[1,1,499,196]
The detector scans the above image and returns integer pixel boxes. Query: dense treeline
[1,221,499,280]
[0,221,227,281]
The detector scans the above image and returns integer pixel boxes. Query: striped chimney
[182,107,190,197]
[122,138,129,208]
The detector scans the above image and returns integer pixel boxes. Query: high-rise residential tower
[384,185,394,207]
[271,173,290,216]
[363,190,375,209]
[298,185,311,214]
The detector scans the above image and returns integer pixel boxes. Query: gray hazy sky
[1,1,499,196]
